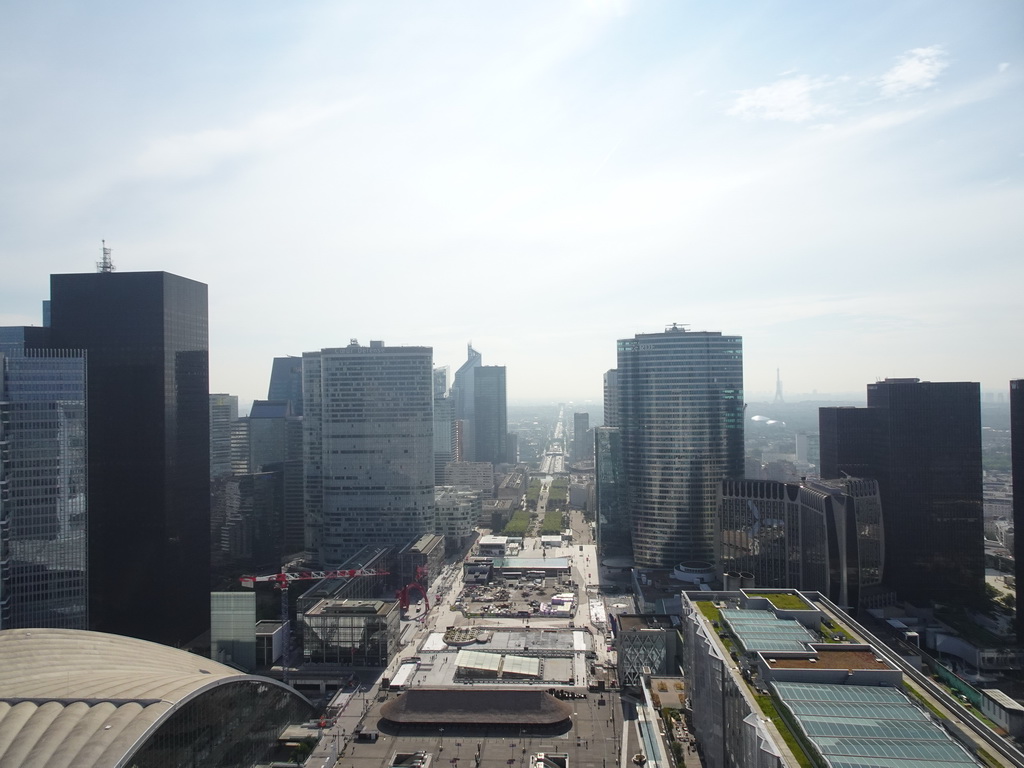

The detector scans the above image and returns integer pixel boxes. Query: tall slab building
[451,345,482,459]
[0,337,88,630]
[303,340,434,566]
[1010,380,1024,637]
[473,365,507,465]
[616,325,744,568]
[820,378,983,606]
[44,270,210,646]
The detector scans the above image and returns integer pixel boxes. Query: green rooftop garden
[747,592,811,611]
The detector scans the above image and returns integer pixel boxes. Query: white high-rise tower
[303,340,434,566]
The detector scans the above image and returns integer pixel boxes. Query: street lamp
[439,727,445,752]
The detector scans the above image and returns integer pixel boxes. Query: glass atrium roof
[720,608,817,653]
[773,681,982,768]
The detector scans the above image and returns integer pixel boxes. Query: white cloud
[878,46,948,98]
[132,103,347,179]
[999,62,1010,73]
[728,75,835,122]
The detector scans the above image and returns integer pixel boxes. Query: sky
[1,1,1021,406]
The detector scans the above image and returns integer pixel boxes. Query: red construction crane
[239,568,390,588]
[239,568,391,625]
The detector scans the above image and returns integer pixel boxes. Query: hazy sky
[2,1,1021,404]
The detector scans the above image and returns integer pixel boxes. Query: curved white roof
[0,628,303,768]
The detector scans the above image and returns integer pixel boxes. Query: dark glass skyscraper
[595,426,630,561]
[616,326,744,568]
[1010,379,1024,637]
[0,344,88,629]
[44,271,210,646]
[820,378,983,606]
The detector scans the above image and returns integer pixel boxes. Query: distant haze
[2,2,1020,403]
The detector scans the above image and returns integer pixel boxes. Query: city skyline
[1,2,1021,403]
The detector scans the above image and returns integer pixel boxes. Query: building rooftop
[772,681,982,767]
[618,614,678,632]
[764,649,891,670]
[306,599,393,616]
[722,607,818,653]
[0,628,310,768]
[380,689,573,725]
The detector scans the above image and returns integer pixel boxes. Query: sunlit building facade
[617,326,744,568]
[303,341,434,566]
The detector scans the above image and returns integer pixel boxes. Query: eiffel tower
[773,368,784,405]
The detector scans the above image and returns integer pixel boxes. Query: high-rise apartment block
[43,270,210,646]
[820,378,983,606]
[303,341,434,566]
[0,339,88,630]
[616,326,744,568]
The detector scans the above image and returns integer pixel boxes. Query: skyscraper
[44,270,210,646]
[1010,380,1024,637]
[433,366,456,484]
[573,412,591,461]
[451,344,482,459]
[473,365,507,465]
[209,393,239,479]
[303,340,434,565]
[595,426,630,561]
[603,369,619,429]
[0,342,88,629]
[267,356,304,416]
[616,325,744,568]
[820,378,983,606]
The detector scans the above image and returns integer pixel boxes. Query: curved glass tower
[616,326,743,568]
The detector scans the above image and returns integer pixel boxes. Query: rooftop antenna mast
[96,240,115,273]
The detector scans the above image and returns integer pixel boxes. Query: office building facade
[473,365,507,465]
[209,393,239,479]
[595,426,630,561]
[820,378,983,606]
[0,346,88,629]
[573,411,591,461]
[267,356,303,416]
[451,345,482,459]
[433,366,457,483]
[603,369,619,428]
[718,477,885,610]
[1011,380,1024,638]
[303,341,434,566]
[45,270,210,646]
[617,326,744,568]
